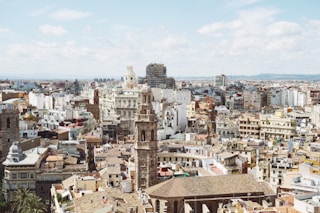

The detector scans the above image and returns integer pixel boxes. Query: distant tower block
[214,74,228,87]
[134,85,158,191]
[138,63,175,89]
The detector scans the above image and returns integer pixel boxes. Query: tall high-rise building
[214,74,228,87]
[134,85,158,191]
[139,63,175,89]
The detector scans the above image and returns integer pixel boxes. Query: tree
[10,187,47,213]
[0,180,8,212]
[10,187,30,213]
[0,169,8,211]
[23,193,47,213]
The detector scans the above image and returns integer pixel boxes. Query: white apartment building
[291,163,320,193]
[238,111,297,141]
[215,105,229,116]
[81,83,95,104]
[294,193,320,213]
[153,102,186,139]
[310,104,320,128]
[238,113,260,139]
[19,120,38,139]
[53,93,74,108]
[152,88,191,105]
[99,67,141,133]
[269,157,293,190]
[186,101,196,120]
[216,116,239,139]
[174,89,191,105]
[28,91,54,110]
[288,88,306,107]
[243,89,267,112]
[260,111,296,141]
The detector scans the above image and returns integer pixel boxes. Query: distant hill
[230,73,320,81]
[174,74,320,81]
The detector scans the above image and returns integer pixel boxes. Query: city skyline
[1,0,320,79]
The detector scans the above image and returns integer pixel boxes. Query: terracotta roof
[145,174,275,198]
[279,195,295,205]
[107,166,121,175]
[85,136,102,143]
[107,157,123,165]
[46,155,63,161]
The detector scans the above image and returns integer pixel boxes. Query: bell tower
[124,65,137,89]
[0,108,19,160]
[134,85,158,191]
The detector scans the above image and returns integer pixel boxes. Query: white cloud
[0,28,11,33]
[308,19,320,37]
[83,25,91,34]
[198,21,242,37]
[265,37,303,52]
[39,25,67,36]
[153,35,188,51]
[266,21,302,37]
[7,41,91,61]
[198,8,279,38]
[51,9,90,20]
[197,6,309,63]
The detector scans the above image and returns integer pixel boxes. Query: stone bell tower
[134,85,158,191]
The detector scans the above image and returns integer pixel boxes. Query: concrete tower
[134,85,158,191]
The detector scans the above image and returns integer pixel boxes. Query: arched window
[174,200,178,212]
[6,118,10,128]
[155,200,160,212]
[151,130,154,141]
[141,130,145,141]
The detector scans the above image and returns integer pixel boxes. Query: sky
[1,0,320,79]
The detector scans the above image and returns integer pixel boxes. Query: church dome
[7,142,24,162]
[23,112,36,121]
[9,141,22,154]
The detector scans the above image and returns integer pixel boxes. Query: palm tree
[10,187,47,213]
[23,193,47,213]
[10,187,30,213]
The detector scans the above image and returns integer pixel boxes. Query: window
[174,201,178,212]
[29,184,35,189]
[141,130,145,141]
[11,184,17,190]
[155,200,160,212]
[30,173,34,179]
[151,130,154,141]
[12,174,17,179]
[7,118,10,128]
[21,173,27,179]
